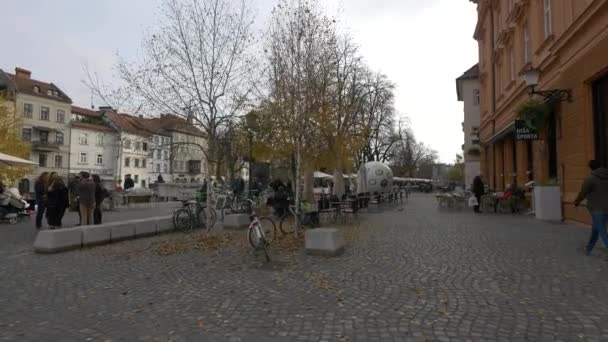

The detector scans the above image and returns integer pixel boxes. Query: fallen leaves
[156,232,243,256]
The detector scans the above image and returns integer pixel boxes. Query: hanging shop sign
[515,120,539,141]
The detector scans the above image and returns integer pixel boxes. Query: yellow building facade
[472,0,608,224]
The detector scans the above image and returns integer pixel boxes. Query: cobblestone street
[1,194,608,341]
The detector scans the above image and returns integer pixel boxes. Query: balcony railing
[31,140,61,151]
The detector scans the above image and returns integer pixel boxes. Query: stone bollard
[223,214,250,230]
[305,228,345,257]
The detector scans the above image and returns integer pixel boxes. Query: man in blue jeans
[574,160,608,256]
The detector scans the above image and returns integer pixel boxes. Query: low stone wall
[33,216,173,253]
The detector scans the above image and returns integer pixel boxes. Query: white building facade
[0,67,72,194]
[69,122,118,189]
[456,64,481,190]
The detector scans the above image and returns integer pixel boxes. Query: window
[135,141,141,151]
[156,150,162,160]
[154,136,159,145]
[53,91,59,97]
[33,86,40,93]
[134,175,139,183]
[96,154,103,165]
[47,89,53,96]
[79,133,88,145]
[156,164,161,173]
[544,0,552,38]
[173,160,179,170]
[141,180,146,188]
[96,134,104,146]
[524,25,530,64]
[142,142,147,151]
[125,139,131,149]
[40,107,49,121]
[39,154,47,167]
[163,164,168,173]
[125,157,130,167]
[510,49,516,81]
[135,158,140,167]
[56,110,65,123]
[180,161,185,171]
[56,132,64,145]
[142,159,147,168]
[54,155,62,168]
[80,153,87,164]
[23,103,33,118]
[22,128,32,142]
[473,89,480,106]
[39,131,49,143]
[163,150,168,160]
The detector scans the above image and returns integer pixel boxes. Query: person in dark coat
[78,172,97,226]
[575,160,608,256]
[92,175,107,225]
[34,172,50,229]
[472,175,485,213]
[157,174,165,183]
[46,174,69,229]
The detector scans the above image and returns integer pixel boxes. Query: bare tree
[266,0,337,231]
[115,0,257,173]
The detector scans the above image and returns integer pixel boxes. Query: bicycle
[279,203,319,235]
[220,193,253,219]
[172,200,217,232]
[247,212,277,262]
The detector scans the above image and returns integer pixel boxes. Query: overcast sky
[1,0,478,163]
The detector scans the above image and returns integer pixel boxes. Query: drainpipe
[490,4,497,189]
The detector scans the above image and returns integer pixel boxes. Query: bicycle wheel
[249,217,276,246]
[279,211,298,234]
[173,208,194,232]
[240,199,253,215]
[197,206,217,229]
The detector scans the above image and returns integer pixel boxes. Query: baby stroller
[0,190,30,224]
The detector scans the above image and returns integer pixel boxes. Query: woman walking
[34,172,50,229]
[46,174,69,229]
[92,175,106,225]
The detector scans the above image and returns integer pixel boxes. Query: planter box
[534,186,562,221]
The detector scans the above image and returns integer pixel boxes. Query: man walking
[574,160,608,255]
[78,172,96,226]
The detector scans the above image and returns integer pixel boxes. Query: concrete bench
[223,214,250,230]
[305,228,345,257]
[33,215,174,253]
[34,227,83,253]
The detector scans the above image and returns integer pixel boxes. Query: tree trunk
[332,169,345,198]
[294,143,302,235]
[303,168,314,203]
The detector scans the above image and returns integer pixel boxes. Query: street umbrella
[313,171,333,179]
[0,152,37,168]
[356,163,368,194]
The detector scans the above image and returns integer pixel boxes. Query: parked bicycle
[219,193,253,219]
[279,203,319,234]
[172,200,217,232]
[247,211,277,262]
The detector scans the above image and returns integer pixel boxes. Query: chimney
[15,67,31,80]
[98,106,116,113]
[138,115,144,119]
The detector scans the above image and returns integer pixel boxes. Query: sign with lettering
[515,120,539,141]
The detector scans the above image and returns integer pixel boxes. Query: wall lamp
[522,68,572,103]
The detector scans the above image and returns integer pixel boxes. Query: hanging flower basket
[515,99,550,131]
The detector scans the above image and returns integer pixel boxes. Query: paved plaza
[1,194,608,341]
